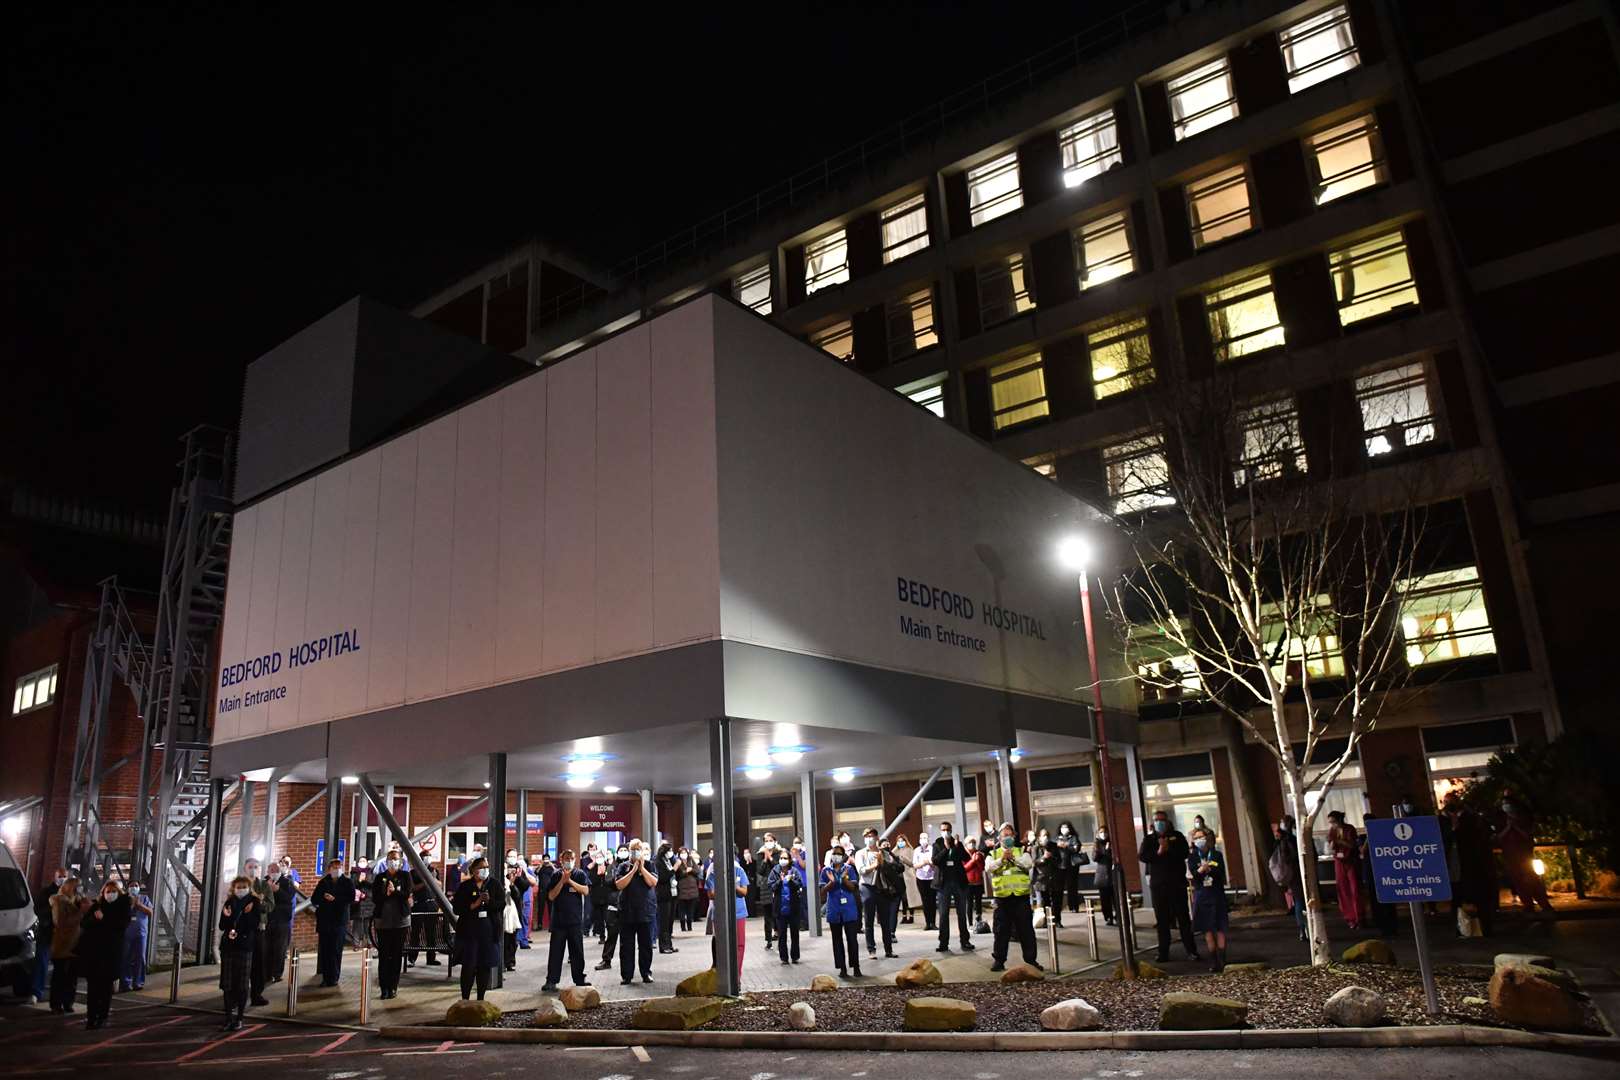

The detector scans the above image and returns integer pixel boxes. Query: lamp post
[1058,536,1137,976]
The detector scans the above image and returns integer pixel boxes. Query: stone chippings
[490,962,1604,1034]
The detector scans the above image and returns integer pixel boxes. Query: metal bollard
[168,943,182,1004]
[1045,909,1062,974]
[358,945,371,1026]
[1085,896,1100,962]
[287,950,300,1016]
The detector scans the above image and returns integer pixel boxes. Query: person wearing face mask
[1092,827,1117,926]
[614,841,659,985]
[1138,810,1199,964]
[48,875,84,1013]
[704,848,750,975]
[820,844,862,978]
[264,860,299,982]
[1268,818,1305,941]
[594,845,629,971]
[1187,828,1229,972]
[1326,811,1363,931]
[986,824,1039,973]
[588,846,611,942]
[407,858,444,969]
[119,880,152,992]
[1497,795,1555,916]
[217,876,260,1031]
[349,859,374,949]
[931,821,975,953]
[1031,828,1062,929]
[78,879,131,1028]
[278,855,301,884]
[654,842,681,954]
[911,827,937,931]
[892,835,914,924]
[872,838,905,956]
[311,857,355,987]
[853,828,883,958]
[502,855,530,972]
[541,850,593,993]
[242,859,275,1007]
[1055,821,1089,918]
[373,850,413,999]
[451,856,501,1000]
[766,849,805,964]
[675,849,700,931]
[963,836,986,931]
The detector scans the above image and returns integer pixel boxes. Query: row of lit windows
[12,664,58,716]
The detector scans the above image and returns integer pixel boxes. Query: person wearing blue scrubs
[119,882,152,991]
[819,845,862,979]
[705,850,749,975]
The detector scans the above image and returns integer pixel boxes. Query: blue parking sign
[1365,815,1451,903]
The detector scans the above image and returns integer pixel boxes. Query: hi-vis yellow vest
[990,846,1031,897]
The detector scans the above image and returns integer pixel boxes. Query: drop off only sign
[1365,815,1452,903]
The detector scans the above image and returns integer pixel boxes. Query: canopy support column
[800,769,821,938]
[709,717,739,998]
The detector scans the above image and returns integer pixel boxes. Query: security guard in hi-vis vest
[985,823,1041,972]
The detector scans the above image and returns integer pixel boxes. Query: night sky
[6,3,1126,514]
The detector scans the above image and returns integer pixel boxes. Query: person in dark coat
[451,856,501,1000]
[503,860,531,972]
[1054,821,1087,915]
[48,876,84,1013]
[1092,828,1117,925]
[372,851,413,998]
[613,840,659,985]
[1139,810,1200,963]
[264,861,299,983]
[1188,828,1229,972]
[310,858,355,987]
[406,857,443,968]
[217,876,261,1031]
[930,821,975,953]
[541,849,593,992]
[78,879,132,1029]
[765,849,806,964]
[1444,795,1499,936]
[594,845,627,971]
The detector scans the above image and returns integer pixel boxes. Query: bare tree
[1101,372,1450,965]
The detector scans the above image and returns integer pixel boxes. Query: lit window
[1357,363,1436,457]
[809,319,854,364]
[1104,433,1175,513]
[1060,107,1122,189]
[1260,595,1344,684]
[1332,231,1419,325]
[1074,210,1134,289]
[1186,164,1254,248]
[989,354,1049,430]
[1167,57,1238,140]
[1399,566,1497,666]
[967,152,1023,227]
[1206,272,1285,361]
[978,254,1034,329]
[1130,621,1203,701]
[1022,455,1057,480]
[886,288,938,362]
[880,193,929,263]
[1279,4,1361,94]
[1087,316,1155,399]
[1306,115,1387,205]
[11,664,58,716]
[1233,399,1307,484]
[733,262,772,316]
[804,229,850,295]
[900,374,947,419]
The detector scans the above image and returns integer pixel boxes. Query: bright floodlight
[1057,536,1092,572]
[770,749,804,765]
[830,767,857,784]
[565,774,595,789]
[251,843,267,861]
[696,783,715,797]
[341,775,359,784]
[602,785,621,793]
[743,766,773,782]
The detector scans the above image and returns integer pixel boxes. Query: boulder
[1489,965,1589,1032]
[903,996,977,1032]
[1494,953,1555,970]
[1341,939,1397,966]
[1040,997,1102,1031]
[1514,964,1579,993]
[895,958,943,988]
[633,995,729,1031]
[999,963,1044,984]
[809,974,840,992]
[559,986,601,1011]
[445,999,503,1027]
[1222,962,1269,975]
[1111,960,1167,980]
[1323,985,1386,1027]
[788,1001,817,1031]
[1462,996,1488,1009]
[1159,991,1249,1030]
[531,997,569,1027]
[676,968,719,997]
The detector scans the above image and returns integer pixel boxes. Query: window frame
[808,318,854,364]
[1103,432,1176,513]
[12,664,58,716]
[1185,163,1255,249]
[1073,209,1135,290]
[1331,230,1420,326]
[899,373,948,419]
[1278,4,1362,94]
[1205,271,1286,361]
[1232,397,1308,485]
[880,193,930,264]
[1356,361,1440,458]
[732,261,773,316]
[977,252,1035,329]
[1166,56,1239,141]
[1087,314,1156,400]
[966,152,1024,227]
[1398,565,1498,667]
[886,287,939,362]
[1059,106,1123,189]
[988,353,1050,431]
[803,228,850,295]
[1305,114,1388,205]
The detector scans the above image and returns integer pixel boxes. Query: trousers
[376,927,407,992]
[619,922,654,980]
[1149,881,1198,959]
[546,926,586,986]
[936,883,972,947]
[991,893,1038,965]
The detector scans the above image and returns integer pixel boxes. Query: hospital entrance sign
[1366,815,1451,903]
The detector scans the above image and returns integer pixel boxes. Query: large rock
[531,997,569,1027]
[1111,960,1166,980]
[1341,939,1397,966]
[788,1001,817,1030]
[1511,964,1579,992]
[1489,965,1589,1032]
[895,958,943,988]
[809,974,840,992]
[559,986,601,1011]
[633,995,729,1031]
[1495,953,1555,970]
[1323,985,1386,1027]
[1159,991,1249,1030]
[1000,963,1044,983]
[1222,962,1268,975]
[1040,997,1102,1031]
[445,999,503,1027]
[676,968,719,997]
[903,996,977,1032]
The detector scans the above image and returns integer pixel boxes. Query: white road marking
[632,1045,652,1063]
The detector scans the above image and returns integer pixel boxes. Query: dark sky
[5,2,1125,514]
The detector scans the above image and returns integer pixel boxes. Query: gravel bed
[485,963,1603,1035]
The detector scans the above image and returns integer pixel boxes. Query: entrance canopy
[211,294,1133,787]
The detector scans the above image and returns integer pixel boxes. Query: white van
[0,841,38,996]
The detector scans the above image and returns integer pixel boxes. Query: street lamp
[1058,534,1137,976]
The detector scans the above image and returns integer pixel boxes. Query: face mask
[1001,835,1014,847]
[1195,838,1209,851]
[267,868,280,879]
[55,875,66,886]
[475,868,490,880]
[357,860,368,869]
[1060,826,1070,835]
[1154,821,1168,834]
[387,858,401,870]
[330,867,343,877]
[234,887,250,898]
[881,846,891,854]
[831,854,845,865]
[562,861,575,872]
[617,849,629,860]
[940,829,951,839]
[1097,832,1106,841]
[130,885,141,895]
[507,856,518,866]
[779,858,790,867]
[865,837,876,848]
[104,891,119,902]
[245,868,260,879]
